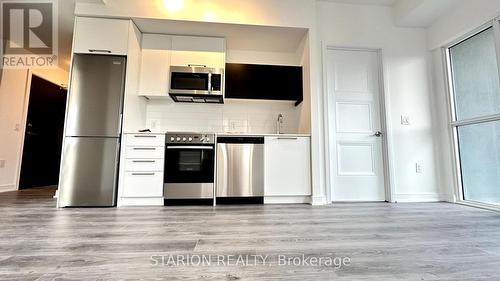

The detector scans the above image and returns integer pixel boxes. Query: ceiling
[320,0,396,6]
[56,0,456,70]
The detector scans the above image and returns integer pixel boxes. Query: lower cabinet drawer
[124,159,163,171]
[122,172,163,197]
[125,146,164,159]
[126,134,165,146]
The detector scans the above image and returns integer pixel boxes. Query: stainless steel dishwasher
[216,136,264,203]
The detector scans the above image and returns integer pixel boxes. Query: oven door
[164,145,215,199]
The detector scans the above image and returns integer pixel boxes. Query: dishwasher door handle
[167,146,214,150]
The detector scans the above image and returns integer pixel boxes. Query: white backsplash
[146,98,301,133]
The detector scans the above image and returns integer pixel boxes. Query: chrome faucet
[277,113,284,134]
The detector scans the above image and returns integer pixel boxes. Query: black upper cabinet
[225,63,303,105]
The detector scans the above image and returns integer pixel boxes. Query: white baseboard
[118,197,164,207]
[264,196,311,204]
[311,195,328,205]
[0,184,16,193]
[395,193,445,203]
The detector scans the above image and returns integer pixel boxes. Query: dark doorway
[19,75,67,189]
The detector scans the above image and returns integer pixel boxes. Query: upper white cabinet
[73,17,130,55]
[138,34,172,97]
[170,36,225,68]
[264,136,311,197]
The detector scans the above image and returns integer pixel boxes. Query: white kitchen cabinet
[73,17,130,55]
[124,159,164,172]
[264,136,311,197]
[125,146,165,159]
[118,133,165,206]
[170,51,225,68]
[122,172,163,198]
[126,133,165,146]
[170,36,225,68]
[138,34,171,97]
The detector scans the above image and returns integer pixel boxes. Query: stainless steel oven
[164,133,215,201]
[169,66,223,103]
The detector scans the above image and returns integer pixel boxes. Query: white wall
[428,49,455,202]
[297,33,312,134]
[146,99,300,134]
[317,1,441,201]
[123,21,147,132]
[0,70,29,192]
[0,68,69,192]
[426,0,500,202]
[427,0,500,49]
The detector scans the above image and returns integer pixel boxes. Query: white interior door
[326,48,386,202]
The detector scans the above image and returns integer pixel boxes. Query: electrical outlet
[401,115,410,126]
[229,121,237,131]
[150,119,160,130]
[416,163,423,174]
[0,160,5,169]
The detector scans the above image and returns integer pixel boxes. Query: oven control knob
[206,137,210,142]
[170,137,174,141]
[176,137,180,141]
[188,137,193,142]
[182,137,187,141]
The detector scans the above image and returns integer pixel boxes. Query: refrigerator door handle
[112,138,121,203]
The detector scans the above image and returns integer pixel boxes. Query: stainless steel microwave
[169,66,224,103]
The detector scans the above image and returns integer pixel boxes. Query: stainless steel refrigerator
[58,54,126,207]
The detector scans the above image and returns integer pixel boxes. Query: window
[447,24,500,206]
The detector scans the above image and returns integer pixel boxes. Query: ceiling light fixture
[163,0,184,12]
[202,11,216,22]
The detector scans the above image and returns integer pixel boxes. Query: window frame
[444,19,500,209]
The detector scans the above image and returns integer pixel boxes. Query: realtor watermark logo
[150,254,352,269]
[1,0,58,69]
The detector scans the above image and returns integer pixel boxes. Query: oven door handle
[166,146,214,150]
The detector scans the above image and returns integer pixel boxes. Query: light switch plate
[401,115,410,125]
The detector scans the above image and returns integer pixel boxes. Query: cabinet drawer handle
[132,148,156,150]
[89,49,112,53]
[277,137,298,140]
[132,160,155,163]
[188,64,207,67]
[133,135,157,138]
[131,172,155,176]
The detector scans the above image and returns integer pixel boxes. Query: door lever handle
[373,131,383,137]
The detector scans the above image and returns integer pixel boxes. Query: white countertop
[216,133,311,137]
[123,131,311,137]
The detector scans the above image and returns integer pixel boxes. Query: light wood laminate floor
[1,188,500,280]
